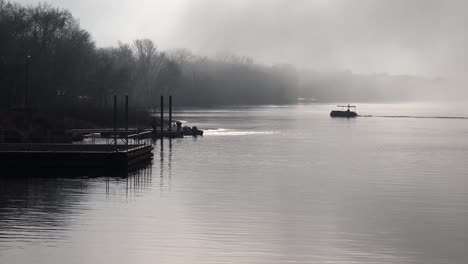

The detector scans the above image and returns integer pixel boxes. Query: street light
[25,54,31,109]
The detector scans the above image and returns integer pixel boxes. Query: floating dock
[0,95,205,177]
[69,128,197,140]
[0,143,153,174]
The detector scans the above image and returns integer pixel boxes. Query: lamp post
[25,55,32,142]
[25,55,31,109]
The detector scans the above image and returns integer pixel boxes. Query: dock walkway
[0,143,153,173]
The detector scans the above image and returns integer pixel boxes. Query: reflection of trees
[0,177,88,242]
[0,165,153,244]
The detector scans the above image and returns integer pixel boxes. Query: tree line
[0,1,299,111]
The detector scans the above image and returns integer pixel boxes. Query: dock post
[160,95,164,139]
[125,95,129,146]
[169,95,172,132]
[113,95,117,146]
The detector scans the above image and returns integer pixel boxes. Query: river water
[1,102,467,264]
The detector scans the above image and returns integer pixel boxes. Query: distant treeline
[0,1,298,110]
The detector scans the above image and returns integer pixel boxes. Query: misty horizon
[12,0,468,78]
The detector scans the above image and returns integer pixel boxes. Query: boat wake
[360,115,468,120]
[204,129,277,136]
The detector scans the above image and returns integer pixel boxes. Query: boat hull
[182,126,204,136]
[330,111,358,118]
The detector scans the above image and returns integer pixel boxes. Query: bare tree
[167,48,194,66]
[133,39,156,65]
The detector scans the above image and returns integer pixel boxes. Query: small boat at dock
[330,104,358,118]
[182,126,204,136]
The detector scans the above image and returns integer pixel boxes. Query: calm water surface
[1,102,467,264]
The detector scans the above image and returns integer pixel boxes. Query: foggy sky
[12,0,468,77]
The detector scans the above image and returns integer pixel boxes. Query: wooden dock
[0,143,153,174]
[69,128,185,139]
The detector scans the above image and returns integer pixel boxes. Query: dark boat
[330,104,358,118]
[182,126,204,136]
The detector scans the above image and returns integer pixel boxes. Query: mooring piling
[160,95,164,139]
[125,95,129,145]
[169,95,173,131]
[113,95,117,146]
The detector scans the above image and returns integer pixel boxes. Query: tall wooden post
[169,95,172,131]
[113,95,117,146]
[160,95,164,139]
[125,95,129,146]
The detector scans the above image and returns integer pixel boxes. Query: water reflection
[160,138,164,179]
[169,138,173,179]
[156,138,174,192]
[125,166,153,198]
[0,177,86,247]
[0,165,154,249]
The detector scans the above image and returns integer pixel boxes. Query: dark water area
[1,102,467,264]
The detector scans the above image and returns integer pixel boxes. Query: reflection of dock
[0,143,153,173]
